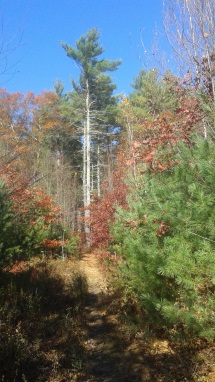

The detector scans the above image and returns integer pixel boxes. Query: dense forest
[0,0,215,381]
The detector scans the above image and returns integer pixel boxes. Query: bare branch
[0,1,25,85]
[163,0,215,101]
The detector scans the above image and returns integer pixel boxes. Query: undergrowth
[0,259,88,382]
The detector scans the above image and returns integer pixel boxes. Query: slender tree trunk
[86,81,91,207]
[91,163,94,193]
[106,137,113,192]
[83,121,87,207]
[84,80,91,246]
[97,144,101,197]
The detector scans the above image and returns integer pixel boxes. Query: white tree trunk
[83,121,87,207]
[86,82,91,207]
[97,144,101,197]
[84,80,91,246]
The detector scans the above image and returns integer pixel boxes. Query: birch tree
[61,28,121,243]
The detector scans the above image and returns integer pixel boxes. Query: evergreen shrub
[112,138,215,338]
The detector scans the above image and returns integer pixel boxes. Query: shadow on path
[79,292,144,381]
[77,290,198,382]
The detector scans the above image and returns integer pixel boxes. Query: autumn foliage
[89,88,203,251]
[125,99,203,173]
[89,167,128,248]
[0,89,61,179]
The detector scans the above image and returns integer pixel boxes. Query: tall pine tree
[61,28,121,242]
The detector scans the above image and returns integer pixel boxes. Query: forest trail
[71,253,199,382]
[75,253,147,382]
[78,253,108,295]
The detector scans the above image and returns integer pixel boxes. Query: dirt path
[76,253,145,382]
[79,253,108,295]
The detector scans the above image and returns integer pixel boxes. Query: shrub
[112,138,215,339]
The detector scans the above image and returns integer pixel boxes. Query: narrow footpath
[77,253,146,382]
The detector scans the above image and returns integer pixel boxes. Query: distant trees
[0,25,123,256]
[0,88,82,264]
[61,28,121,242]
[130,69,179,118]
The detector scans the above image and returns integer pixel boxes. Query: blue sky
[1,0,166,96]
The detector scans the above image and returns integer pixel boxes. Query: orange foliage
[0,88,61,181]
[89,166,128,248]
[32,91,61,134]
[42,239,68,249]
[11,187,61,227]
[124,99,203,172]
